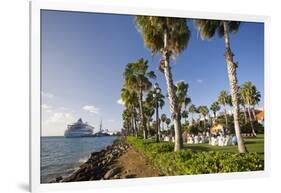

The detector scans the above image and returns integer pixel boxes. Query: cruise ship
[64,118,94,138]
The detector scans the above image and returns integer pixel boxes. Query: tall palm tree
[188,104,197,125]
[218,90,230,130]
[143,98,155,137]
[195,20,247,153]
[161,113,167,131]
[146,88,165,142]
[210,101,220,120]
[135,16,190,151]
[175,81,191,111]
[165,118,171,130]
[122,108,132,135]
[182,110,189,124]
[123,58,156,139]
[121,87,139,136]
[240,81,260,136]
[197,106,209,129]
[238,87,249,123]
[175,81,191,124]
[251,87,261,121]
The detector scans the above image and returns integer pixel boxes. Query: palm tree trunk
[243,106,248,123]
[162,30,183,151]
[223,21,247,153]
[203,116,206,129]
[134,118,138,137]
[251,107,257,121]
[224,108,228,129]
[139,91,147,139]
[131,114,135,136]
[247,106,256,136]
[147,119,150,137]
[155,102,160,142]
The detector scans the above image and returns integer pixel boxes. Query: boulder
[103,167,121,179]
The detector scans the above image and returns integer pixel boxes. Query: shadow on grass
[244,141,259,145]
[184,145,211,152]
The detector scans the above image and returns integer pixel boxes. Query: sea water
[40,136,117,183]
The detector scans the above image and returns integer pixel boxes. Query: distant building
[256,110,264,125]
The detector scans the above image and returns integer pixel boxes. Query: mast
[99,119,103,132]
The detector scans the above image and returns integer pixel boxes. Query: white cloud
[49,112,73,123]
[108,119,115,123]
[42,91,54,98]
[83,105,99,114]
[197,79,203,84]
[117,98,125,105]
[42,110,77,136]
[42,104,52,109]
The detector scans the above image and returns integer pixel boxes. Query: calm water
[41,136,117,183]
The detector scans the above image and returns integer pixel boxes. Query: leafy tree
[195,19,247,153]
[188,104,197,125]
[123,58,156,139]
[182,110,189,124]
[240,81,261,136]
[218,90,230,129]
[165,118,171,129]
[135,16,190,151]
[161,113,167,131]
[210,101,220,119]
[146,87,165,142]
[121,88,139,136]
[197,105,209,129]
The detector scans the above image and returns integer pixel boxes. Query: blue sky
[41,10,264,136]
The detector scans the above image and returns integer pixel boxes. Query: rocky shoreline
[51,137,130,183]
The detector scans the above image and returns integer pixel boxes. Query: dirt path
[116,147,162,179]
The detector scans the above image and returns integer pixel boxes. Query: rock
[61,137,130,182]
[103,167,121,179]
[112,173,121,179]
[55,176,63,182]
[124,174,136,178]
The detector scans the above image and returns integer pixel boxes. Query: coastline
[52,137,130,182]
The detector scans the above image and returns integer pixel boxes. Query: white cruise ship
[64,118,94,138]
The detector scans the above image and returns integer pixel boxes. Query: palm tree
[238,87,248,123]
[146,87,165,142]
[121,87,139,136]
[197,106,209,129]
[195,20,247,153]
[210,101,220,120]
[251,87,261,121]
[240,81,260,136]
[123,58,156,139]
[135,16,190,151]
[143,98,155,137]
[188,104,197,125]
[218,90,230,130]
[165,118,171,129]
[161,113,167,131]
[182,110,189,124]
[175,81,191,111]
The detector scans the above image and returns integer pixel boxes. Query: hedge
[126,137,263,176]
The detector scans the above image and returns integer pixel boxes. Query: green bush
[241,121,264,134]
[127,137,264,176]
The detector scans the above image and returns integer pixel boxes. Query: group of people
[163,129,238,146]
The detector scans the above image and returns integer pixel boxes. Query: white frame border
[30,0,270,192]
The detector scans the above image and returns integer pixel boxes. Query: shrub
[126,137,264,176]
[241,121,264,134]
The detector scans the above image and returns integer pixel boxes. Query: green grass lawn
[183,134,264,159]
